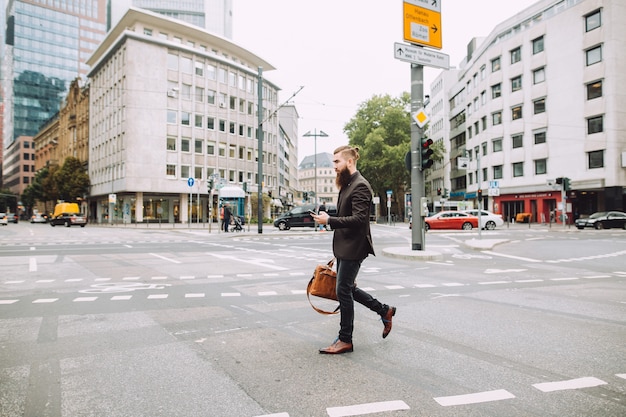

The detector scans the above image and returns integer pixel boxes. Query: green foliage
[54,157,90,202]
[344,93,412,204]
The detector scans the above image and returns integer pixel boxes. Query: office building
[109,0,233,37]
[1,0,106,193]
[298,153,338,206]
[86,7,282,224]
[432,0,625,223]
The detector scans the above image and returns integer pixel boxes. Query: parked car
[0,213,8,226]
[7,213,18,223]
[424,211,478,231]
[50,212,87,227]
[462,209,504,230]
[30,213,48,223]
[575,211,626,230]
[273,203,337,230]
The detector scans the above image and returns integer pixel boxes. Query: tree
[344,93,412,218]
[54,157,90,202]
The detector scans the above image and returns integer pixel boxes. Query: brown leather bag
[306,258,339,315]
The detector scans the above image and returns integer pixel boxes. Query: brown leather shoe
[319,339,353,354]
[382,306,396,339]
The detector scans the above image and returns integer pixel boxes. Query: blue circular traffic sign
[187,177,194,187]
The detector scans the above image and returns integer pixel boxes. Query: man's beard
[335,166,352,189]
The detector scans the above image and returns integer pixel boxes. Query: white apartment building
[86,7,283,224]
[439,0,625,223]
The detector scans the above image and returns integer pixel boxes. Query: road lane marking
[73,297,98,302]
[207,275,223,279]
[533,376,607,392]
[180,275,195,280]
[147,294,168,299]
[152,276,167,280]
[385,285,404,290]
[0,300,19,304]
[434,389,515,406]
[415,284,436,288]
[327,400,410,416]
[36,279,55,283]
[122,276,140,281]
[5,280,25,284]
[479,281,510,285]
[482,251,541,263]
[515,279,544,283]
[185,293,205,298]
[29,257,37,272]
[149,253,181,264]
[550,277,579,281]
[259,291,278,296]
[32,298,58,303]
[616,374,626,380]
[484,268,527,274]
[442,282,464,287]
[111,295,132,301]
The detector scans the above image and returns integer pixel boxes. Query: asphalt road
[0,222,625,416]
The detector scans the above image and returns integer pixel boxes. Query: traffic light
[437,188,442,195]
[443,188,449,198]
[420,137,434,170]
[555,177,563,185]
[207,178,214,192]
[303,192,308,200]
[563,177,571,191]
[477,189,483,199]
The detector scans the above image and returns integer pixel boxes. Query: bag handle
[306,258,339,315]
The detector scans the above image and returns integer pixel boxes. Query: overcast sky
[233,0,539,164]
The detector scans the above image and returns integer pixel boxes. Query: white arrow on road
[206,252,288,271]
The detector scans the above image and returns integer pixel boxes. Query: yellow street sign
[403,2,442,49]
[413,109,429,128]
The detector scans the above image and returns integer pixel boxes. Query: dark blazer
[328,171,375,260]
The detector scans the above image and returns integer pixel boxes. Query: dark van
[273,204,336,230]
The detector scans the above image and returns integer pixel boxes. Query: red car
[425,211,479,231]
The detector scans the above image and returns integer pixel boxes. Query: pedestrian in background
[223,204,232,233]
[312,145,396,354]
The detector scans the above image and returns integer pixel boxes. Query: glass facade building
[2,0,106,145]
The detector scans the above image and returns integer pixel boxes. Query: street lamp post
[303,129,328,208]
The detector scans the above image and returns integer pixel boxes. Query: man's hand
[312,211,329,225]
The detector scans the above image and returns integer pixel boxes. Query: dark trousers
[336,258,385,343]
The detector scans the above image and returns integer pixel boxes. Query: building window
[534,130,547,144]
[206,64,216,80]
[207,117,215,130]
[532,36,544,54]
[493,165,503,179]
[167,110,177,124]
[510,46,521,64]
[166,164,176,176]
[512,134,523,149]
[480,65,486,80]
[586,80,602,100]
[585,9,601,32]
[586,45,602,66]
[587,115,603,134]
[195,139,203,153]
[194,167,203,179]
[588,150,604,168]
[194,61,203,76]
[533,98,546,114]
[181,112,190,126]
[482,116,487,130]
[513,162,524,177]
[181,138,190,152]
[512,105,523,120]
[219,120,226,132]
[493,138,503,152]
[194,114,203,128]
[492,111,502,126]
[195,87,203,102]
[180,57,192,73]
[218,144,226,157]
[534,159,547,175]
[491,83,501,99]
[511,76,522,92]
[144,28,153,36]
[533,67,545,84]
[207,141,215,155]
[167,53,178,70]
[491,56,501,72]
[229,96,236,110]
[229,122,235,134]
[206,89,215,105]
[181,166,190,178]
[167,136,176,150]
[482,142,487,156]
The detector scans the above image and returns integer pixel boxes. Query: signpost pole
[410,64,425,250]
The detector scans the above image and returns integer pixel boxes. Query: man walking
[312,145,396,354]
